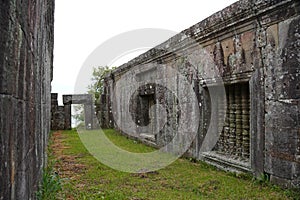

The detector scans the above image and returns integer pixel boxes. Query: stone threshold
[140,133,157,148]
[201,151,251,173]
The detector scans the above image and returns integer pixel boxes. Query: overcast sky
[52,0,237,104]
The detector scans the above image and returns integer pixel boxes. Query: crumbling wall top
[112,0,298,77]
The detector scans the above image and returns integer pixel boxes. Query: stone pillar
[64,104,72,130]
[51,93,58,130]
[84,103,93,129]
[63,95,72,130]
[99,77,114,129]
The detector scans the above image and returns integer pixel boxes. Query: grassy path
[50,129,299,200]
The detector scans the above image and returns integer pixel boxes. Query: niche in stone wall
[129,83,181,147]
[213,82,250,162]
[129,83,156,135]
[138,94,156,128]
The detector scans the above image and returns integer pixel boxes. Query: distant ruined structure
[99,0,300,187]
[0,0,54,199]
[51,93,97,130]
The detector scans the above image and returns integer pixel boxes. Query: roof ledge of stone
[111,0,294,76]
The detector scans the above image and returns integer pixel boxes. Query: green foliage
[87,66,115,103]
[36,164,62,200]
[254,172,270,186]
[284,188,300,200]
[88,66,115,122]
[36,132,62,200]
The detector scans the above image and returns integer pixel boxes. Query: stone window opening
[213,83,250,161]
[138,94,156,128]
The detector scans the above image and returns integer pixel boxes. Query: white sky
[52,0,237,104]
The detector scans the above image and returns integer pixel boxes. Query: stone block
[0,1,54,198]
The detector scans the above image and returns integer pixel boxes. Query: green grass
[103,129,155,153]
[50,129,300,200]
[37,132,63,200]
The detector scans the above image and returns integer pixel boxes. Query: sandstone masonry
[100,0,300,188]
[0,0,54,199]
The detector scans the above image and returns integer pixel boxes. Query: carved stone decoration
[218,95,226,153]
[256,27,267,48]
[234,36,246,65]
[228,85,236,155]
[223,91,231,154]
[213,42,225,76]
[228,35,246,72]
[214,83,250,161]
[235,84,243,157]
[215,91,227,153]
[241,85,250,159]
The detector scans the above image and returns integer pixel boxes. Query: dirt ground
[50,131,87,199]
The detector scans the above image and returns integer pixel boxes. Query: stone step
[140,133,156,142]
[140,133,157,147]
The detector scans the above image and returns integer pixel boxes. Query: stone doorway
[139,94,156,145]
[51,93,97,130]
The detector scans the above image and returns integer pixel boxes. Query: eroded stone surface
[99,0,300,188]
[0,0,55,199]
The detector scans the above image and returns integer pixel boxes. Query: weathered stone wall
[0,0,54,199]
[51,93,65,130]
[98,77,114,129]
[100,0,300,187]
[263,14,300,187]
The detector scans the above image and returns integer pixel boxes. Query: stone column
[63,95,72,130]
[64,104,72,130]
[84,103,93,130]
[51,93,58,130]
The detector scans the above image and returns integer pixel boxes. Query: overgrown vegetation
[254,172,270,186]
[49,129,300,199]
[87,66,115,101]
[36,164,62,200]
[36,132,62,200]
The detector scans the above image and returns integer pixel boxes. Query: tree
[72,66,115,128]
[87,66,114,104]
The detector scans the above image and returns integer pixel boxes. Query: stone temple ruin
[51,93,96,130]
[99,0,300,187]
[1,1,299,199]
